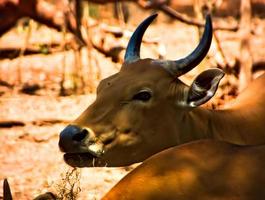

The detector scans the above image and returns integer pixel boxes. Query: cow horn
[163,14,212,76]
[124,14,158,63]
[3,179,12,200]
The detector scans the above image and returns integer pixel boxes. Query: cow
[59,14,265,167]
[103,139,265,200]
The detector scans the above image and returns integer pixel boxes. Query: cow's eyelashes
[132,90,152,102]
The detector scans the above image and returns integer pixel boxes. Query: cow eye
[132,90,152,102]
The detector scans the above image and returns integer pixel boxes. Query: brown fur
[103,140,265,200]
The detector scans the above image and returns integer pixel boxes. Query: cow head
[59,14,224,167]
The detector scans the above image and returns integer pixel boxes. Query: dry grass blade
[55,168,81,200]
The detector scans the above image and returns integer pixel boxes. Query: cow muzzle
[59,125,106,167]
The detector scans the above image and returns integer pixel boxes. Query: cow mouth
[63,152,107,167]
[60,129,119,167]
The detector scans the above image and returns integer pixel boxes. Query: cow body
[103,140,265,200]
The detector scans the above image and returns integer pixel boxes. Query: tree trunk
[238,0,252,92]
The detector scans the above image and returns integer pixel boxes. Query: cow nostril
[72,129,88,142]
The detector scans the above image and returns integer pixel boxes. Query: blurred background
[0,0,265,199]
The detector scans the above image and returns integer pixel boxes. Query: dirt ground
[0,9,265,199]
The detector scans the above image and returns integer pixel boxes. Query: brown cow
[103,140,265,200]
[59,14,265,167]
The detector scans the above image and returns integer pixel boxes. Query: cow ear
[187,68,224,107]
